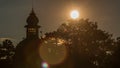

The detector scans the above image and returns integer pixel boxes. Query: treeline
[0,19,120,68]
[0,39,15,68]
[45,19,120,68]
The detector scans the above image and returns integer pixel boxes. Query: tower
[14,9,42,68]
[25,9,40,39]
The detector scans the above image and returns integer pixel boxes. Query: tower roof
[26,9,39,25]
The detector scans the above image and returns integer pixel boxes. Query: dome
[26,9,39,25]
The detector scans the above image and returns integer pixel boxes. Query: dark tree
[0,39,15,68]
[45,19,115,68]
[109,37,120,68]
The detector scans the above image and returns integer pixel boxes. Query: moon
[70,10,79,19]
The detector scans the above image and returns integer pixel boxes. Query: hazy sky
[0,0,120,43]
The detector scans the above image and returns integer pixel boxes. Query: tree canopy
[45,19,115,68]
[0,39,15,68]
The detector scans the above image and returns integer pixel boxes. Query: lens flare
[42,62,49,68]
[39,38,67,65]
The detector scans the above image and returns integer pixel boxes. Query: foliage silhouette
[0,39,15,68]
[45,19,115,68]
[108,37,120,68]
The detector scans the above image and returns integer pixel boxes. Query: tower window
[28,28,36,33]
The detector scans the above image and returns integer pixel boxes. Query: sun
[70,10,80,19]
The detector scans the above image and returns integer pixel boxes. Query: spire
[24,0,41,39]
[31,8,34,13]
[32,0,34,10]
[25,9,40,39]
[26,0,39,25]
[26,8,39,25]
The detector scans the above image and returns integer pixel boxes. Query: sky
[0,0,120,44]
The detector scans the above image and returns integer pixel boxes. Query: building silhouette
[14,9,43,68]
[13,8,73,68]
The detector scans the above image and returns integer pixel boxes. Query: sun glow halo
[70,10,79,19]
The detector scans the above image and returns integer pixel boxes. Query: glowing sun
[70,10,80,19]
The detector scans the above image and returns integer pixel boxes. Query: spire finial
[32,0,34,10]
[31,0,35,14]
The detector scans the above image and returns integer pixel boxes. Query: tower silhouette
[14,9,43,68]
[25,8,40,39]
